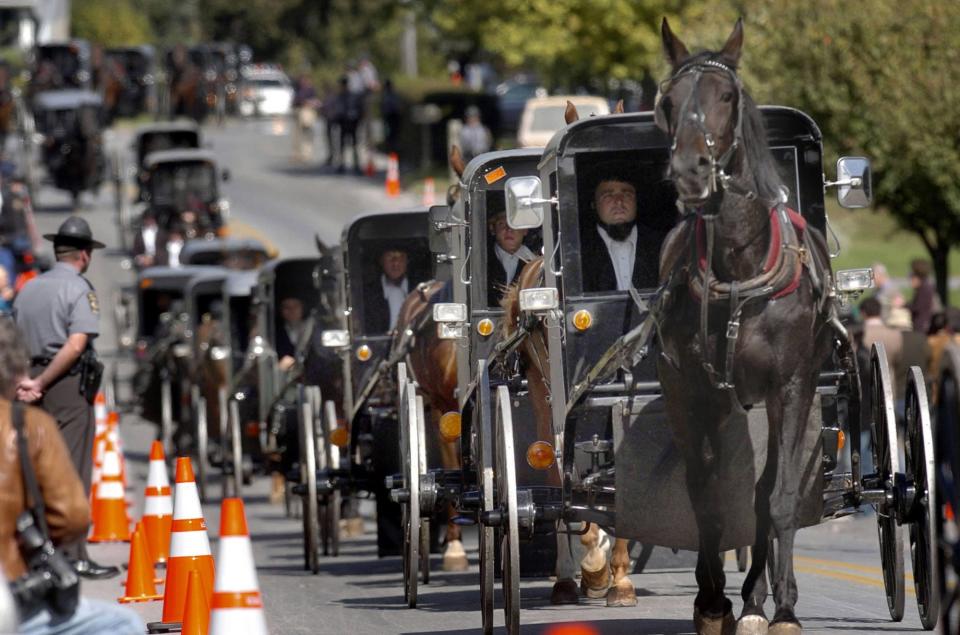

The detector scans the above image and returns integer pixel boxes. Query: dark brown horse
[654,19,833,634]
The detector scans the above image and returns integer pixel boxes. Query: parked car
[516,95,609,147]
[239,64,294,118]
[494,75,545,135]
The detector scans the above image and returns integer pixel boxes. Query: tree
[738,0,960,305]
[72,0,154,47]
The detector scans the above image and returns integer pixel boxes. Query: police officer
[13,216,119,580]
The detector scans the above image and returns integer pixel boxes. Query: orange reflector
[477,318,494,337]
[356,344,372,362]
[329,427,349,448]
[526,441,556,470]
[572,309,592,332]
[244,421,260,437]
[439,412,462,442]
[139,278,154,289]
[837,430,845,451]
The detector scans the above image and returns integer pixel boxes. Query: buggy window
[480,190,542,308]
[149,162,217,207]
[139,131,200,166]
[355,237,430,335]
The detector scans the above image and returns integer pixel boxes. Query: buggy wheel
[229,398,243,496]
[160,374,174,459]
[299,385,320,574]
[477,362,495,635]
[192,386,209,502]
[904,367,939,629]
[320,398,341,557]
[415,394,430,585]
[401,382,421,608]
[736,547,749,573]
[871,342,905,621]
[936,345,960,633]
[495,386,520,634]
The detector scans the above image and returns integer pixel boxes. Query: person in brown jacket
[0,318,142,633]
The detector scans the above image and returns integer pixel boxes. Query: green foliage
[72,0,154,46]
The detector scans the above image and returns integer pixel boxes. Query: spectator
[870,262,902,322]
[292,74,318,162]
[0,319,143,633]
[458,106,492,163]
[319,83,340,166]
[381,78,402,155]
[908,258,941,335]
[927,312,953,386]
[0,265,12,312]
[860,296,903,473]
[887,299,931,419]
[335,76,363,174]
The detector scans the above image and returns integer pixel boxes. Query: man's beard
[599,220,634,242]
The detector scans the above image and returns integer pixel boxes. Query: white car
[517,95,611,147]
[239,65,294,117]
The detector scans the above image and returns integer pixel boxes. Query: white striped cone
[210,498,267,635]
[94,392,108,435]
[88,437,131,542]
[161,457,214,623]
[143,440,173,565]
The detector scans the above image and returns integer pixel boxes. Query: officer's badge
[87,291,100,314]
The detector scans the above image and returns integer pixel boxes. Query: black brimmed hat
[43,216,106,250]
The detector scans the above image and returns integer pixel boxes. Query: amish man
[487,208,535,306]
[364,246,410,334]
[276,296,307,371]
[580,169,667,293]
[12,216,119,579]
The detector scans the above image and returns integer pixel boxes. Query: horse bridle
[660,58,750,210]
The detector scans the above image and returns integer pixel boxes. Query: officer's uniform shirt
[13,262,99,358]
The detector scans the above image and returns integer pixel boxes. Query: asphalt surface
[23,117,931,634]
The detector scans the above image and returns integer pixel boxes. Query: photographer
[0,319,142,633]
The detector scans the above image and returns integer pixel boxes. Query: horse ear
[564,100,579,124]
[613,99,624,114]
[661,17,690,68]
[449,145,466,178]
[719,17,744,67]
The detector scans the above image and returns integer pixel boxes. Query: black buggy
[31,90,105,204]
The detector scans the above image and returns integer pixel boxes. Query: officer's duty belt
[30,357,82,375]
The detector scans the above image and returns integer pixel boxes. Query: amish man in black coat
[275,296,306,370]
[580,175,667,293]
[363,246,410,334]
[486,209,536,307]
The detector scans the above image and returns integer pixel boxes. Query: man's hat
[43,216,106,250]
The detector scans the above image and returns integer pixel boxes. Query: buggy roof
[143,149,217,168]
[341,208,429,246]
[180,237,269,263]
[461,148,544,191]
[134,121,199,139]
[32,89,101,110]
[137,265,218,292]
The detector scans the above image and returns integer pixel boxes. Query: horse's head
[655,18,745,207]
[447,145,466,206]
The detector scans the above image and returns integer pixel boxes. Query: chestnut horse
[655,19,833,634]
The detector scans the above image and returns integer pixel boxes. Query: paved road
[24,118,929,634]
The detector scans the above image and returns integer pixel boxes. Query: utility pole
[401,5,417,78]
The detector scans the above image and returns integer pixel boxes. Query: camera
[8,512,79,618]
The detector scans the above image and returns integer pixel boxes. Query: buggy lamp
[526,441,556,470]
[329,427,350,448]
[438,323,465,340]
[210,345,230,361]
[838,430,845,451]
[476,318,495,337]
[835,268,874,293]
[519,287,559,313]
[439,411,462,441]
[356,344,372,361]
[213,198,230,217]
[571,309,593,332]
[321,329,350,348]
[172,343,191,358]
[433,303,467,323]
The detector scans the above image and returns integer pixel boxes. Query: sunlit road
[24,117,929,634]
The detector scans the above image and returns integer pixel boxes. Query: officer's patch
[87,292,99,314]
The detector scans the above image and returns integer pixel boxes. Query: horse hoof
[550,579,579,605]
[605,578,637,607]
[442,540,469,572]
[736,614,769,635]
[694,606,737,635]
[339,517,365,538]
[579,562,610,599]
[768,622,801,635]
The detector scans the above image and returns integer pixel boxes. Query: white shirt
[141,224,158,257]
[167,239,183,269]
[596,224,637,291]
[381,275,409,330]
[494,243,535,285]
[285,323,305,349]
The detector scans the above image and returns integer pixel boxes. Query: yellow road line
[221,219,280,258]
[794,563,915,595]
[795,555,913,582]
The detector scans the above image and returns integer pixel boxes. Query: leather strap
[12,402,50,537]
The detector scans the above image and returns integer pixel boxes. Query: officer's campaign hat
[43,216,106,250]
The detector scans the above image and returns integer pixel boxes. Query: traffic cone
[209,498,267,635]
[161,457,214,624]
[122,521,163,586]
[88,437,131,542]
[182,570,211,635]
[118,526,162,603]
[385,152,400,197]
[143,441,173,565]
[94,391,108,435]
[422,177,436,206]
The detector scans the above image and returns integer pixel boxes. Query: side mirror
[504,176,550,229]
[831,157,872,209]
[221,168,231,182]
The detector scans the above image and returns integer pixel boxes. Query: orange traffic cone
[94,391,108,435]
[118,526,162,603]
[422,177,436,206]
[181,570,210,635]
[143,441,173,565]
[161,457,214,624]
[385,152,400,197]
[210,498,267,635]
[88,437,130,542]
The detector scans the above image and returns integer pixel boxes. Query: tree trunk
[930,245,950,309]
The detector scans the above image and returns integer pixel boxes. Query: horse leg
[439,437,468,571]
[606,537,638,607]
[579,522,610,598]
[738,440,777,634]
